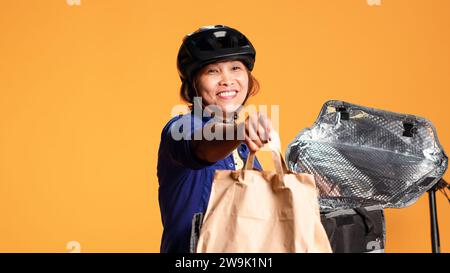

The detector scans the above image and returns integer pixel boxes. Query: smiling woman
[157,25,272,253]
[194,60,255,115]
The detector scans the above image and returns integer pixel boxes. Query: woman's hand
[192,112,273,163]
[238,112,273,153]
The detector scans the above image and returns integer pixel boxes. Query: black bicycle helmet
[177,25,256,83]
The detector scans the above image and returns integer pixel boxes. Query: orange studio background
[0,0,449,252]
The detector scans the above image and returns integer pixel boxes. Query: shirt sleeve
[160,114,216,170]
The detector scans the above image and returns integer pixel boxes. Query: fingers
[246,116,264,148]
[259,113,273,141]
[244,113,273,152]
[257,113,272,143]
[245,135,262,153]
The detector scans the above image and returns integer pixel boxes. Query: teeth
[218,91,237,97]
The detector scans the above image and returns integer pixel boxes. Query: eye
[232,66,242,71]
[207,68,218,73]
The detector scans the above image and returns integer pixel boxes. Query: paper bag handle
[243,131,289,175]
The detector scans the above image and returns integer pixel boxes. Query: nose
[219,71,234,86]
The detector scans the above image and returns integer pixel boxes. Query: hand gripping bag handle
[243,131,289,176]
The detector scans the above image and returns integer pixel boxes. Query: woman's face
[195,60,249,116]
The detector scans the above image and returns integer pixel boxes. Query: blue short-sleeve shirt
[157,112,263,253]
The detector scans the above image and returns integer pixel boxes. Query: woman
[157,25,273,253]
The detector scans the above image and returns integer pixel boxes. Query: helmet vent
[213,31,227,38]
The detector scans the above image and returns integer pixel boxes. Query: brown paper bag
[196,138,332,253]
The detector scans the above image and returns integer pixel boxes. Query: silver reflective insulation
[286,100,448,211]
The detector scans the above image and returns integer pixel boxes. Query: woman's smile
[216,89,238,100]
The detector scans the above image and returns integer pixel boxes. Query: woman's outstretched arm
[192,114,272,163]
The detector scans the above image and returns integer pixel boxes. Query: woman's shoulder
[160,112,206,143]
[161,113,190,133]
[161,112,211,136]
[162,112,204,128]
[163,112,189,127]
